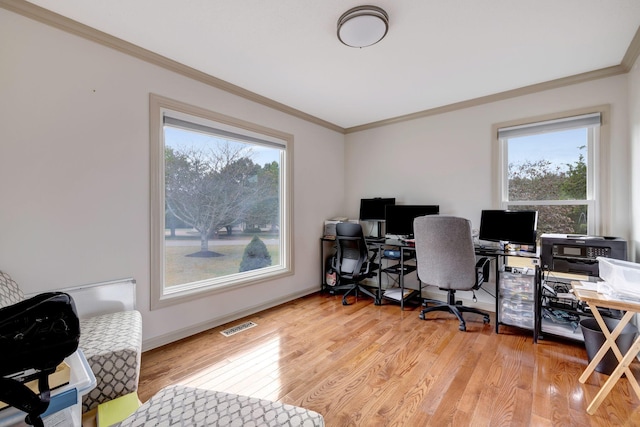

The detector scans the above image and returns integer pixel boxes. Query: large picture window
[150,95,293,309]
[494,107,610,237]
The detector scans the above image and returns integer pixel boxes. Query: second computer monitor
[385,205,440,238]
[479,209,538,246]
[359,197,396,221]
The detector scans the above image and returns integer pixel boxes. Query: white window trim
[149,94,294,310]
[491,105,611,236]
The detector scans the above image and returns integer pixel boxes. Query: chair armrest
[474,257,491,288]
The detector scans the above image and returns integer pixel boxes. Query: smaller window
[495,109,608,236]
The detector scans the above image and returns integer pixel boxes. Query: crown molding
[345,64,628,134]
[0,0,344,134]
[621,25,640,72]
[2,1,638,135]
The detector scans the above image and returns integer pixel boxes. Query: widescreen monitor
[478,210,538,246]
[359,197,395,221]
[385,205,440,237]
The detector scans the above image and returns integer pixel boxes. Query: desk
[572,283,640,414]
[368,238,418,310]
[321,237,541,319]
[320,237,416,308]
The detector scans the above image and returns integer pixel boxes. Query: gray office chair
[413,215,491,331]
[330,222,379,305]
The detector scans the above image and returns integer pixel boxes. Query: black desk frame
[367,238,419,310]
[322,237,541,337]
[320,237,417,308]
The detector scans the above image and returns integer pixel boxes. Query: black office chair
[330,222,379,306]
[413,215,491,331]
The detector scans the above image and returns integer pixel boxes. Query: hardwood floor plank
[138,292,640,425]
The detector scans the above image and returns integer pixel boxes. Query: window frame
[149,94,294,310]
[492,105,611,237]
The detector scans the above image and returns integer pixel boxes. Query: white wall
[629,56,640,263]
[346,75,631,238]
[0,9,345,348]
[345,74,631,306]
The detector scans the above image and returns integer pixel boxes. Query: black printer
[540,234,627,277]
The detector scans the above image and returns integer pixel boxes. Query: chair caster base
[459,323,466,332]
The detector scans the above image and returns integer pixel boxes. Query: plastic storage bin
[0,350,97,427]
[499,270,536,329]
[597,257,640,300]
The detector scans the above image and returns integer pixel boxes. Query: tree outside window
[163,126,282,287]
[497,112,602,237]
[150,94,292,308]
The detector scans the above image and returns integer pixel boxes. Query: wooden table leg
[586,334,640,414]
[580,310,631,382]
[579,307,640,414]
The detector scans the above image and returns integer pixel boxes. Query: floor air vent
[220,321,257,337]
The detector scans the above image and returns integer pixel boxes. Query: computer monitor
[385,205,440,238]
[478,210,538,246]
[359,198,395,221]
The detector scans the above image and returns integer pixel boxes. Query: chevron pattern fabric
[80,310,143,411]
[116,385,325,427]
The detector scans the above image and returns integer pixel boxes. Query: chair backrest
[335,222,368,278]
[413,215,477,291]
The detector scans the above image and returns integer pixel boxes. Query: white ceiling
[23,0,640,129]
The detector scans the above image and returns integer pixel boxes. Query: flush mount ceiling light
[337,5,389,48]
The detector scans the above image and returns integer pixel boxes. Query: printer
[540,234,627,277]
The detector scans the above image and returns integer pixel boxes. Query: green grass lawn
[165,243,280,287]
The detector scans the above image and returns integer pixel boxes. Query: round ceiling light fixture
[337,5,389,48]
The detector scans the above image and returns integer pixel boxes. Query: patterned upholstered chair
[79,310,142,411]
[0,270,142,412]
[116,385,325,426]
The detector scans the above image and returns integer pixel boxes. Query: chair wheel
[419,312,425,320]
[459,323,466,331]
[483,316,490,324]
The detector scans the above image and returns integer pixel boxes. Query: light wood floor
[138,292,640,426]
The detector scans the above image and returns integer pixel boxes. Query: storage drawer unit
[499,270,536,330]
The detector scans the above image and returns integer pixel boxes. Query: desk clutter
[322,206,640,415]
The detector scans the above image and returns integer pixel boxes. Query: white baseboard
[142,287,318,352]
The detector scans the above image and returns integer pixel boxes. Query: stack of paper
[97,392,141,427]
[383,288,414,301]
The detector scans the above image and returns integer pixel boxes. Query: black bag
[0,292,80,427]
